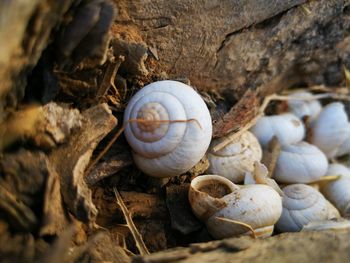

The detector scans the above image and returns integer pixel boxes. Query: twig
[85,125,124,175]
[213,94,276,152]
[215,217,257,239]
[126,118,202,130]
[113,187,150,255]
[309,175,342,184]
[261,136,281,178]
[97,55,125,99]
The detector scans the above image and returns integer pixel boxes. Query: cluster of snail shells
[123,80,281,239]
[123,82,350,238]
[251,93,350,232]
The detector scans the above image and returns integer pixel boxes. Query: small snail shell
[287,91,322,120]
[207,131,262,183]
[123,80,212,177]
[320,164,350,217]
[250,113,305,148]
[275,184,340,232]
[311,102,350,158]
[273,141,328,183]
[189,175,282,239]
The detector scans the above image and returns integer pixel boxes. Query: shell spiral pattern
[124,80,212,178]
[276,184,340,232]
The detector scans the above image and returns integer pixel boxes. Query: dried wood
[0,150,48,231]
[41,102,83,145]
[50,103,117,223]
[261,136,282,178]
[0,0,74,120]
[97,55,125,98]
[120,191,168,219]
[39,161,69,237]
[134,230,350,263]
[113,188,150,255]
[0,224,37,263]
[85,152,132,186]
[212,89,260,139]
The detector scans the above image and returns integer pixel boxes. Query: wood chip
[50,103,117,223]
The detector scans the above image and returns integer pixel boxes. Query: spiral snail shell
[311,102,350,158]
[320,164,350,217]
[273,141,328,183]
[276,184,340,232]
[207,131,262,183]
[123,80,212,178]
[250,113,305,148]
[189,174,282,239]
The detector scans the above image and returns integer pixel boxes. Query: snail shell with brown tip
[250,113,305,148]
[189,174,282,239]
[123,80,212,178]
[320,164,350,217]
[207,131,262,183]
[276,184,340,232]
[311,102,350,158]
[273,141,328,183]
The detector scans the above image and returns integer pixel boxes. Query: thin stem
[113,188,150,255]
[215,217,257,239]
[126,118,203,130]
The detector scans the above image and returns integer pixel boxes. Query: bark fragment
[50,103,117,223]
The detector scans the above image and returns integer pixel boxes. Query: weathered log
[112,0,350,96]
[50,103,117,223]
[134,229,350,263]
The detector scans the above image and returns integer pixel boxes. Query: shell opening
[191,174,238,198]
[197,181,233,198]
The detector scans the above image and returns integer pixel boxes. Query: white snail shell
[273,141,328,183]
[287,91,322,120]
[276,184,340,232]
[320,164,350,217]
[311,102,350,158]
[123,80,212,177]
[189,174,282,239]
[250,113,305,148]
[207,131,262,183]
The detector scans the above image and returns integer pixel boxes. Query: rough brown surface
[134,229,350,263]
[50,103,117,223]
[113,0,350,96]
